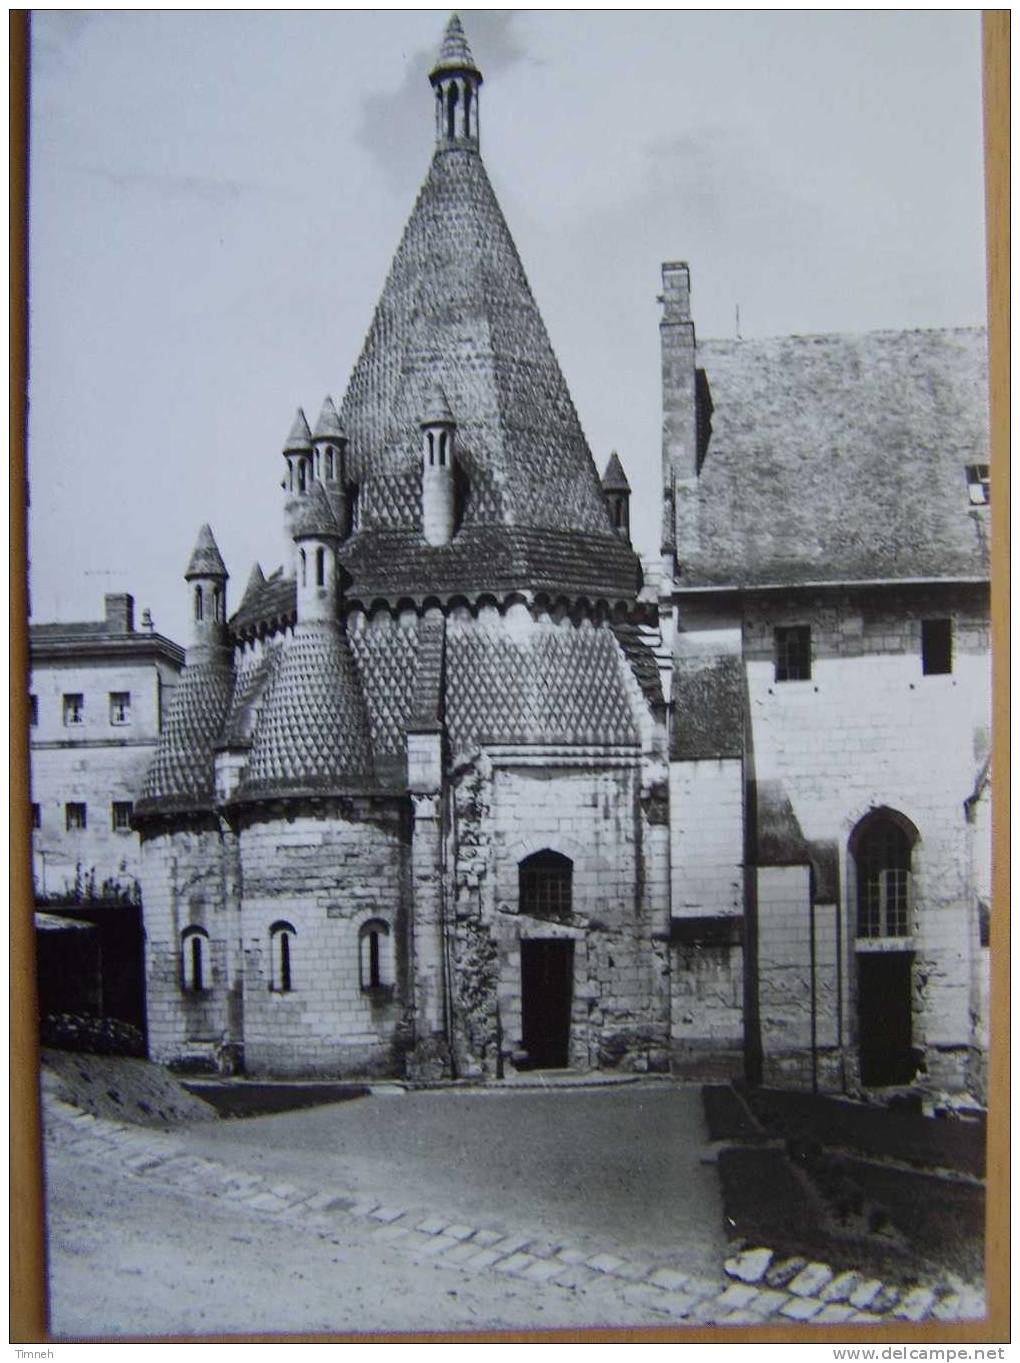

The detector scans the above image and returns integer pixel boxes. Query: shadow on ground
[705,1085,986,1287]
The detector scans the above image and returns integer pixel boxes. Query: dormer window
[966,463,990,505]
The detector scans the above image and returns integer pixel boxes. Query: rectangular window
[774,626,811,682]
[966,463,990,505]
[31,803,41,830]
[65,802,87,831]
[112,801,134,831]
[109,691,131,725]
[922,618,953,675]
[63,693,84,726]
[29,695,38,726]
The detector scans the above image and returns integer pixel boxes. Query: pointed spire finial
[185,523,228,580]
[431,13,481,80]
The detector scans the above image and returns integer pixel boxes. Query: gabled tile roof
[239,622,374,796]
[138,657,234,809]
[445,614,640,755]
[337,145,641,594]
[679,328,990,588]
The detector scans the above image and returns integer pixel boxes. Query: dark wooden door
[857,951,915,1086]
[520,939,574,1069]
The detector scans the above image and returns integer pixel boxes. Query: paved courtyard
[42,1077,986,1339]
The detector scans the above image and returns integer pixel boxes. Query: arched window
[269,920,296,992]
[852,813,916,939]
[438,431,448,466]
[427,431,435,466]
[299,547,307,587]
[194,585,204,621]
[464,84,472,138]
[181,927,209,992]
[298,459,307,494]
[325,448,334,480]
[213,584,222,622]
[315,546,325,587]
[359,918,392,991]
[519,849,573,921]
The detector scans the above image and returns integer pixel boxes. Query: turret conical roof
[312,396,346,442]
[601,451,631,492]
[185,524,228,580]
[430,13,481,80]
[283,408,313,454]
[420,380,455,427]
[291,481,341,540]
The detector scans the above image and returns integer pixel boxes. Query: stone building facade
[657,264,991,1097]
[29,592,184,901]
[135,17,991,1093]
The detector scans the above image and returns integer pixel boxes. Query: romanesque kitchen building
[135,16,991,1093]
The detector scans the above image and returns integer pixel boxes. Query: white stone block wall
[238,805,408,1076]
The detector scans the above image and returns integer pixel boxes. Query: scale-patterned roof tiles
[338,146,631,565]
[445,614,640,755]
[139,658,234,809]
[239,623,374,796]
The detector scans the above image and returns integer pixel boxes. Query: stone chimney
[104,593,134,633]
[659,261,697,563]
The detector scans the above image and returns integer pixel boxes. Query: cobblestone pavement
[44,1096,985,1331]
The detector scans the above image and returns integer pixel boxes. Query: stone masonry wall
[743,588,990,1091]
[238,802,409,1077]
[450,753,670,1076]
[139,824,241,1069]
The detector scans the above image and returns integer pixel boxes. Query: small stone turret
[602,451,632,543]
[312,396,350,537]
[184,524,229,659]
[292,483,341,624]
[430,13,482,151]
[420,381,457,547]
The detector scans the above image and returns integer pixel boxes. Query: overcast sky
[27,10,987,645]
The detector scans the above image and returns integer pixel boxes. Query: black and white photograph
[15,7,1002,1343]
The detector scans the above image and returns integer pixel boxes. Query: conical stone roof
[430,13,481,79]
[338,142,638,595]
[313,396,346,442]
[602,451,631,492]
[240,623,374,796]
[284,409,313,454]
[291,481,341,540]
[185,524,228,580]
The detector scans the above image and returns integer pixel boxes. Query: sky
[26,9,988,646]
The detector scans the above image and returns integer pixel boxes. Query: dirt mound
[42,1049,219,1128]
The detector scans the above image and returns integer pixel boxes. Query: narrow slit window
[181,928,208,992]
[359,919,392,991]
[270,921,296,993]
[315,547,325,587]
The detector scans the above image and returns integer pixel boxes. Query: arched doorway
[851,811,918,1086]
[518,850,574,1069]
